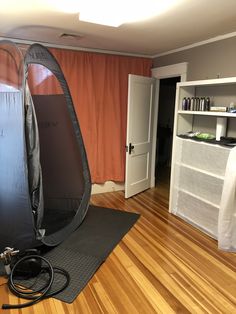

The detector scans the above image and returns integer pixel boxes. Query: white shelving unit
[169,77,236,238]
[178,110,236,117]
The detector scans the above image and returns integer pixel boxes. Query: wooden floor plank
[0,181,236,313]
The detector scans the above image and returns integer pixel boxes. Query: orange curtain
[0,44,23,91]
[29,48,152,183]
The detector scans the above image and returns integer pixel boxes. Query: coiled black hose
[2,255,70,310]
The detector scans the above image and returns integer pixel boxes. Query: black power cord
[2,255,70,310]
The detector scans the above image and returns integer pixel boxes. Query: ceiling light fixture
[47,0,183,27]
[79,0,182,27]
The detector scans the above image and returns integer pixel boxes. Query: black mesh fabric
[0,41,91,251]
[24,44,91,247]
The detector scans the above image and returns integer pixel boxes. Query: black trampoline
[0,41,91,251]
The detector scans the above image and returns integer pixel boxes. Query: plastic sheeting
[171,137,231,239]
[25,83,44,229]
[218,146,236,252]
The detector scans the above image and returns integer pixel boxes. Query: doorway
[150,62,188,191]
[155,77,180,185]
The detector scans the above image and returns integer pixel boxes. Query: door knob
[128,143,134,154]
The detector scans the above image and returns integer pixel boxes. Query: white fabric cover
[218,146,236,252]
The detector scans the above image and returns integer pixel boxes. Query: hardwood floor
[1,182,236,313]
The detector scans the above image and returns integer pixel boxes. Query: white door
[125,74,155,198]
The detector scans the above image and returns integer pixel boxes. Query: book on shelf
[210,106,227,112]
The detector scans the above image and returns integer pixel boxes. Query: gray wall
[153,36,236,81]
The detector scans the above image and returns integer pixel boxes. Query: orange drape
[0,44,23,91]
[28,48,152,183]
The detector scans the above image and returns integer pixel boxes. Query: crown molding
[0,36,152,58]
[2,31,236,60]
[152,31,236,58]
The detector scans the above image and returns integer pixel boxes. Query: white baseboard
[92,181,124,194]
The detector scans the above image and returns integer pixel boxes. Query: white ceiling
[1,0,236,57]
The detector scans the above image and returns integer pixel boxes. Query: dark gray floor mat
[0,205,139,303]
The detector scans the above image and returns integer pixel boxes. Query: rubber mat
[1,205,139,303]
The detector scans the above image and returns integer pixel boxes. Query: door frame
[150,62,188,187]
